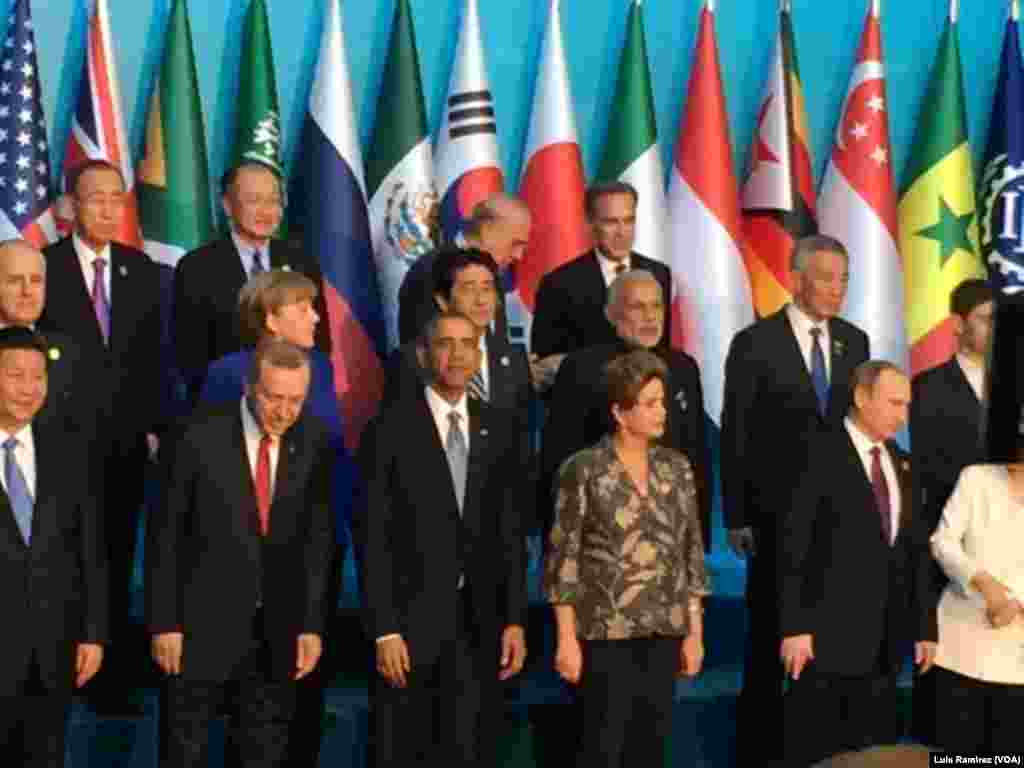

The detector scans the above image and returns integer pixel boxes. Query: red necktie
[870,446,892,545]
[255,435,272,535]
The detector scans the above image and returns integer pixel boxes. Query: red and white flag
[818,0,905,368]
[61,0,141,246]
[512,0,590,338]
[667,1,753,425]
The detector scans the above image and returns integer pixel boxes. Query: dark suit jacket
[530,250,672,358]
[146,405,335,683]
[396,249,510,346]
[986,295,1024,463]
[172,236,330,404]
[540,340,712,549]
[778,428,936,677]
[39,238,164,439]
[0,418,107,697]
[910,358,983,533]
[720,309,870,534]
[354,392,528,667]
[33,329,101,437]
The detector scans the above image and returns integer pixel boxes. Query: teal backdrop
[17,0,1011,217]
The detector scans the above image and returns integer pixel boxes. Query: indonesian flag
[512,0,590,337]
[741,1,816,317]
[668,1,753,425]
[819,0,906,369]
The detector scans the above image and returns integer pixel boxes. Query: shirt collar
[845,416,883,457]
[72,232,111,264]
[787,302,828,337]
[240,397,277,443]
[230,228,270,262]
[0,422,33,449]
[956,352,984,374]
[596,248,630,276]
[424,384,469,426]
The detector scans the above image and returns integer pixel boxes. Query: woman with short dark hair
[544,348,709,768]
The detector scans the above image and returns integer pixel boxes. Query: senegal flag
[899,7,984,376]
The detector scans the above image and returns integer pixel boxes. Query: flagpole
[872,0,880,18]
[780,0,791,11]
[950,0,958,23]
[1013,0,1020,22]
[706,0,714,12]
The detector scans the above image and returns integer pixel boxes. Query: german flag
[899,5,984,376]
[741,1,816,317]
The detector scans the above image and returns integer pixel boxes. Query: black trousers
[163,617,297,768]
[0,654,70,768]
[736,551,785,764]
[933,665,1024,754]
[576,636,679,768]
[369,590,493,768]
[782,665,900,767]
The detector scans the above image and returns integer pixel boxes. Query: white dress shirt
[845,417,901,544]
[596,249,631,287]
[72,233,112,306]
[931,464,1024,684]
[0,423,35,498]
[424,385,470,451]
[240,398,279,497]
[476,334,490,394]
[787,303,831,380]
[231,229,271,279]
[956,353,985,402]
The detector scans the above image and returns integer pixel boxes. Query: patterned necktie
[255,434,272,535]
[3,437,32,543]
[92,258,110,344]
[445,411,467,514]
[870,446,893,545]
[809,327,829,416]
[251,248,266,277]
[468,368,488,401]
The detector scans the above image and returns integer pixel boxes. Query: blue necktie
[809,327,829,416]
[3,437,32,543]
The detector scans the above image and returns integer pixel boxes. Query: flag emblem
[982,160,1024,293]
[243,110,282,173]
[447,90,496,139]
[383,180,438,268]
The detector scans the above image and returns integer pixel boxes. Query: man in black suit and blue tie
[146,339,335,768]
[0,327,107,765]
[720,234,870,764]
[356,311,529,767]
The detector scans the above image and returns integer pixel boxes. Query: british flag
[61,0,140,246]
[0,0,54,247]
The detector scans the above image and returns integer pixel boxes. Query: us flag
[0,0,54,247]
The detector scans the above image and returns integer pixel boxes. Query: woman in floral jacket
[544,348,709,768]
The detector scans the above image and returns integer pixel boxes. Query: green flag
[233,0,283,174]
[366,0,436,350]
[137,0,214,266]
[596,0,665,263]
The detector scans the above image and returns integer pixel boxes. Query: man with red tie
[146,338,334,767]
[38,158,163,714]
[777,361,938,766]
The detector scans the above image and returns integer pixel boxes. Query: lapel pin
[288,442,296,455]
[47,346,60,361]
[500,355,509,367]
[282,264,292,272]
[833,338,845,357]
[675,390,687,412]
[119,264,127,277]
[480,428,488,437]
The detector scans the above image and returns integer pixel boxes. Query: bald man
[397,193,531,346]
[0,240,99,434]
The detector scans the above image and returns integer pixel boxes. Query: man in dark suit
[397,193,531,347]
[0,240,98,433]
[541,268,710,546]
[720,234,870,763]
[38,159,164,714]
[909,277,992,745]
[173,161,330,405]
[530,181,672,361]
[779,361,937,767]
[0,327,108,765]
[356,311,528,767]
[146,339,335,767]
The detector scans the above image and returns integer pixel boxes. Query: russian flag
[301,0,387,451]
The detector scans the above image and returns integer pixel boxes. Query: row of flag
[0,0,1014,449]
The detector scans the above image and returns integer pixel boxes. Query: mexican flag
[595,0,665,265]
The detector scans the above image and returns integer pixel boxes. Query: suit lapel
[886,443,911,543]
[109,245,132,351]
[28,422,50,545]
[840,430,890,541]
[224,238,250,294]
[827,321,853,419]
[414,394,462,525]
[230,410,262,534]
[774,311,820,413]
[463,399,487,532]
[52,240,104,349]
[948,357,982,410]
[485,333,507,408]
[584,252,609,309]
